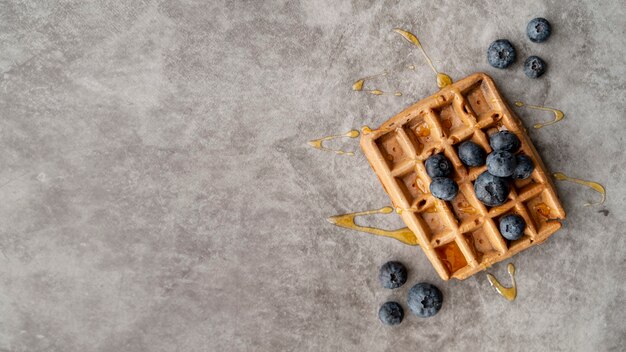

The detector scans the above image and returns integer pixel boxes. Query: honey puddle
[553,172,606,206]
[534,202,552,218]
[308,130,360,156]
[514,101,565,129]
[352,71,402,96]
[327,206,419,245]
[416,122,431,137]
[393,29,452,88]
[486,263,517,301]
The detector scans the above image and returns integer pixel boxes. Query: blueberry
[407,283,443,318]
[425,154,452,178]
[458,141,486,167]
[524,56,547,79]
[487,39,516,69]
[430,177,458,201]
[379,261,407,289]
[527,18,551,43]
[512,155,535,179]
[499,214,526,241]
[486,150,517,177]
[489,131,521,152]
[379,301,404,325]
[474,171,510,206]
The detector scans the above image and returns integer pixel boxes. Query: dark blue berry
[512,155,535,179]
[474,171,510,206]
[379,261,407,289]
[486,151,517,177]
[487,39,516,69]
[524,56,547,79]
[489,131,521,152]
[458,141,487,167]
[407,283,443,318]
[527,18,551,43]
[379,301,404,325]
[425,154,452,178]
[499,214,526,240]
[430,177,458,201]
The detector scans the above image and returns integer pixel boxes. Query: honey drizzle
[486,263,517,301]
[395,207,418,214]
[415,179,428,193]
[365,89,403,96]
[458,201,479,215]
[553,172,606,206]
[514,101,565,129]
[308,130,360,156]
[395,202,436,214]
[351,71,388,91]
[352,71,402,96]
[327,206,419,245]
[393,29,452,88]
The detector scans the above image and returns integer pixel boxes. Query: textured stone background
[0,1,624,351]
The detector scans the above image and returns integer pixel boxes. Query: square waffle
[360,73,566,280]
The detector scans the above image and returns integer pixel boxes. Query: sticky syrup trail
[553,172,606,206]
[352,71,402,96]
[308,130,360,156]
[486,263,517,301]
[514,101,565,129]
[393,29,452,88]
[327,206,419,245]
[352,71,387,91]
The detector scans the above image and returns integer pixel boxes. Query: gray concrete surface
[0,1,624,351]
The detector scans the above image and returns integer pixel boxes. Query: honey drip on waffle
[395,205,435,214]
[486,263,517,301]
[415,123,431,137]
[308,130,359,156]
[437,241,468,274]
[393,29,452,89]
[534,203,552,218]
[352,71,402,96]
[553,172,606,206]
[458,201,479,215]
[514,101,565,129]
[361,125,373,135]
[327,206,419,245]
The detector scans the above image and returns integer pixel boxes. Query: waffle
[360,73,565,280]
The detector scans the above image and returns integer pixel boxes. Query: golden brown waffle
[360,73,566,280]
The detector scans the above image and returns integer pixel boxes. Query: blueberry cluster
[425,154,458,201]
[476,131,534,241]
[474,131,536,207]
[377,261,443,325]
[487,17,551,78]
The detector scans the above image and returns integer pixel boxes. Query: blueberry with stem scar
[487,40,516,69]
[379,261,407,289]
[407,283,443,318]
